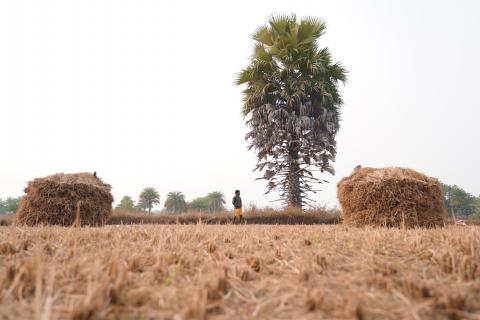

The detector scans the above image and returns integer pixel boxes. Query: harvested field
[1,225,479,319]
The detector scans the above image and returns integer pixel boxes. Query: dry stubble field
[1,224,480,320]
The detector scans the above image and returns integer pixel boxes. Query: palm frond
[268,13,295,37]
[252,25,273,46]
[235,67,253,85]
[298,16,326,41]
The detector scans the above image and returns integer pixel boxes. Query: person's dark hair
[235,190,240,194]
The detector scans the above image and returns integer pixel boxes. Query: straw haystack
[337,167,446,228]
[16,172,113,226]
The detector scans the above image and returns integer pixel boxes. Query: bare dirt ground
[0,224,479,320]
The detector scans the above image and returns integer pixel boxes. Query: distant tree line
[115,184,480,218]
[115,187,160,214]
[115,188,226,214]
[3,183,478,219]
[442,184,480,220]
[0,197,21,214]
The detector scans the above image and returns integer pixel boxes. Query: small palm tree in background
[206,191,226,212]
[236,14,347,208]
[164,191,187,213]
[138,187,160,214]
[188,197,209,212]
[116,196,135,211]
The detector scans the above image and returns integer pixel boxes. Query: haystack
[16,172,113,226]
[337,167,446,228]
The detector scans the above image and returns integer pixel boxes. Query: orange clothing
[234,208,243,217]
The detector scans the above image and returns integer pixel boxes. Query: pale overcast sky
[1,0,479,209]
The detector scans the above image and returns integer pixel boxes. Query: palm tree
[206,191,226,212]
[116,195,135,211]
[236,14,347,208]
[164,191,187,213]
[138,187,160,214]
[188,197,209,212]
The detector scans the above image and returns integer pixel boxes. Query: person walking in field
[232,190,243,224]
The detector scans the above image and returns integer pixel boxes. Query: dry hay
[16,172,113,226]
[337,167,447,228]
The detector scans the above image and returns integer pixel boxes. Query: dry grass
[0,214,14,226]
[1,224,479,319]
[109,207,341,225]
[1,208,341,227]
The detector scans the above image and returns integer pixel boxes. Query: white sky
[1,0,479,210]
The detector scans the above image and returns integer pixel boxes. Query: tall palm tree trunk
[287,150,302,208]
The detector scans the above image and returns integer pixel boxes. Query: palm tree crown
[116,195,135,211]
[164,191,187,213]
[206,191,226,212]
